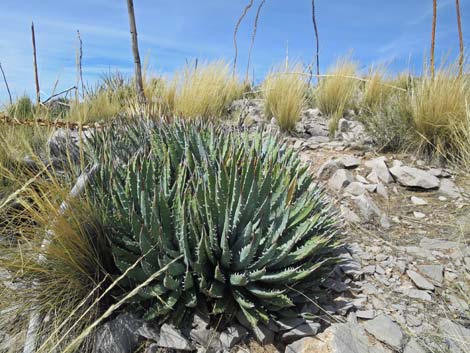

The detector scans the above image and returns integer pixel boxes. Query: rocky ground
[1,102,469,353]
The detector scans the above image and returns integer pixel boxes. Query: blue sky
[0,0,468,104]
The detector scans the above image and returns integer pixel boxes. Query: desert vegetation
[0,1,469,353]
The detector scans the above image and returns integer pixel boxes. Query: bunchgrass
[0,160,109,353]
[409,64,469,156]
[262,63,308,131]
[362,65,394,110]
[315,57,358,133]
[171,61,244,120]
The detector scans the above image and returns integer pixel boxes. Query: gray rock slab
[406,270,435,290]
[281,321,321,343]
[157,324,193,351]
[329,169,354,190]
[362,314,405,351]
[439,178,461,198]
[286,322,391,353]
[403,338,426,353]
[344,181,366,196]
[338,155,361,169]
[389,166,440,189]
[416,264,443,286]
[439,319,470,353]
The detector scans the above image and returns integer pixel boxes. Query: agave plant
[89,119,339,331]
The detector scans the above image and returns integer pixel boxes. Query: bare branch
[246,0,266,82]
[31,22,40,104]
[0,61,12,104]
[233,0,254,76]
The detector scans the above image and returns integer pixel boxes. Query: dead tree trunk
[233,0,254,76]
[246,0,266,82]
[76,30,85,99]
[311,0,320,84]
[31,22,40,104]
[430,0,437,78]
[0,61,12,104]
[126,0,145,100]
[455,0,464,77]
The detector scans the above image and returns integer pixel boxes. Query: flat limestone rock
[406,270,434,290]
[439,319,470,353]
[362,314,404,351]
[157,324,193,351]
[389,165,439,189]
[416,264,443,286]
[285,322,391,353]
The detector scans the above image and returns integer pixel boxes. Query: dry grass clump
[262,64,308,131]
[409,65,469,155]
[315,58,358,133]
[170,61,245,120]
[0,163,109,352]
[362,66,394,110]
[450,100,470,172]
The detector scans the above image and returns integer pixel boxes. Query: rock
[364,156,386,169]
[285,322,391,353]
[439,179,461,198]
[94,313,144,353]
[137,322,160,341]
[362,314,404,351]
[403,338,426,353]
[376,183,389,199]
[157,324,193,351]
[406,270,434,290]
[276,317,307,331]
[281,321,321,343]
[252,323,274,345]
[219,325,247,350]
[439,319,470,353]
[419,237,459,251]
[413,211,426,219]
[356,310,376,319]
[317,160,343,180]
[328,169,354,190]
[405,288,432,302]
[411,196,427,205]
[47,128,84,165]
[353,194,382,222]
[356,174,369,184]
[337,155,361,169]
[375,165,393,184]
[144,343,159,353]
[416,264,443,286]
[366,171,380,184]
[365,184,377,192]
[340,205,361,224]
[389,166,440,189]
[344,182,366,196]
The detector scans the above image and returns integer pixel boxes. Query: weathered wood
[246,0,266,82]
[430,0,437,78]
[233,0,254,76]
[31,22,40,104]
[455,0,464,77]
[126,0,145,100]
[311,0,320,84]
[0,61,12,104]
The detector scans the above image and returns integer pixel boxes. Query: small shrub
[90,120,339,333]
[7,96,34,120]
[263,64,308,131]
[315,58,358,133]
[450,100,470,172]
